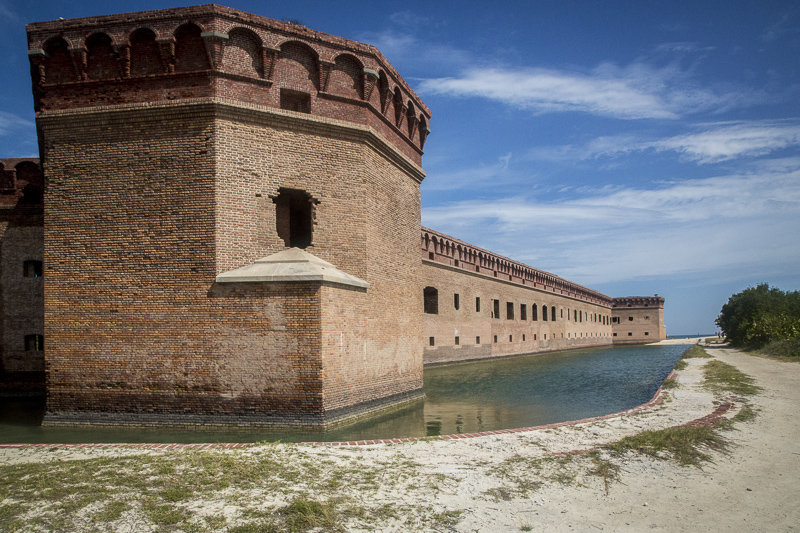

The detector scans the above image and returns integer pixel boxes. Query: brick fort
[0,5,666,428]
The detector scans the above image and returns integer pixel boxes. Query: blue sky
[2,1,799,335]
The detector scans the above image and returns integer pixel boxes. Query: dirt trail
[493,346,800,532]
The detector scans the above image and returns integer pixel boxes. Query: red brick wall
[0,159,44,393]
[421,261,613,365]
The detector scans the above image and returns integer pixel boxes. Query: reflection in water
[0,344,685,444]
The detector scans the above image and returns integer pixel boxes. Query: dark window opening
[493,299,500,319]
[24,260,43,278]
[645,316,650,320]
[272,188,317,249]
[645,332,650,336]
[280,89,311,113]
[561,309,564,318]
[493,335,498,343]
[534,334,537,340]
[25,334,43,352]
[613,333,618,337]
[532,304,538,321]
[551,307,556,321]
[455,336,460,345]
[523,334,526,341]
[423,287,439,314]
[509,335,513,342]
[428,252,434,260]
[476,336,481,344]
[506,302,514,320]
[476,297,481,312]
[628,316,634,321]
[429,336,435,346]
[521,304,527,321]
[543,306,548,321]
[628,332,633,336]
[454,293,460,310]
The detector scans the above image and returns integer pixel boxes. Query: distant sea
[668,333,716,339]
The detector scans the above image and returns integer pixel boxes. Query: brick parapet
[27,4,430,165]
[421,227,613,306]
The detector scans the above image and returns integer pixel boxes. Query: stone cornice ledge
[216,248,370,290]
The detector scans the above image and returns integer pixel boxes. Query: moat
[0,344,686,444]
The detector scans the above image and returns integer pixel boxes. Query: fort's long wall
[419,228,615,365]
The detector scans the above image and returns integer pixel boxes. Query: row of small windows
[430,333,553,347]
[423,287,611,324]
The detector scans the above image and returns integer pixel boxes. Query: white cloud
[419,66,677,119]
[647,120,800,163]
[421,162,800,286]
[529,120,800,165]
[0,111,34,137]
[418,61,745,120]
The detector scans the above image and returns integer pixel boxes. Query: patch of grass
[484,486,514,501]
[587,451,620,495]
[160,485,194,502]
[203,515,227,529]
[607,425,727,466]
[94,499,129,522]
[431,509,463,526]
[143,499,190,525]
[682,344,712,359]
[228,522,281,533]
[704,360,761,396]
[673,358,688,371]
[281,497,342,532]
[661,377,678,389]
[732,404,757,423]
[520,522,534,532]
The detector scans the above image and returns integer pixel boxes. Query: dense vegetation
[716,283,800,357]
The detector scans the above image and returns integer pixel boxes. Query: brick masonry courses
[7,5,664,427]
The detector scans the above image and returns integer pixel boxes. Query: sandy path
[475,345,799,532]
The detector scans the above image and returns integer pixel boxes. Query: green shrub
[716,284,800,348]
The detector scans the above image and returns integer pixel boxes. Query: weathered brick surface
[0,159,44,394]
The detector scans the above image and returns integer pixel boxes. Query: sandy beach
[1,342,797,532]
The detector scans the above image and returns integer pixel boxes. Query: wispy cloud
[529,120,800,165]
[0,111,35,137]
[418,61,744,120]
[422,161,800,286]
[647,120,800,163]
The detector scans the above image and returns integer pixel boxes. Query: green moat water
[0,344,686,444]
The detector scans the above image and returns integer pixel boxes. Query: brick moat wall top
[26,4,430,165]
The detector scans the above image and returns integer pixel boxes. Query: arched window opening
[43,37,75,84]
[423,287,438,314]
[532,303,538,321]
[86,33,117,80]
[551,306,556,321]
[130,28,161,76]
[543,306,549,321]
[272,188,318,249]
[175,24,209,72]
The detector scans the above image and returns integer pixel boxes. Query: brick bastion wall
[26,5,428,428]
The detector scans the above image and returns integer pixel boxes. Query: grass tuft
[607,425,726,466]
[281,497,342,532]
[682,345,712,359]
[703,360,760,396]
[587,451,620,495]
